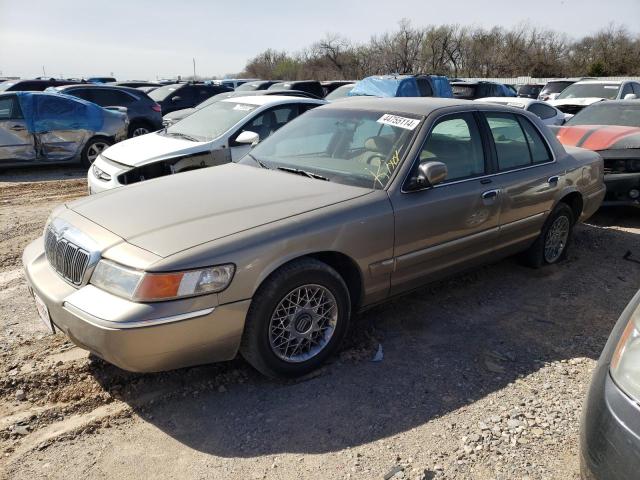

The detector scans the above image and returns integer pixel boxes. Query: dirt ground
[1,166,639,480]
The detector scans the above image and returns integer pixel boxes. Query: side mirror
[171,96,182,102]
[623,93,638,100]
[235,130,260,146]
[416,161,447,188]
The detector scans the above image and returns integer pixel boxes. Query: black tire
[81,137,112,167]
[240,258,351,378]
[521,202,575,268]
[128,121,152,138]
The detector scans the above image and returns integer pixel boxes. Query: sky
[1,0,639,80]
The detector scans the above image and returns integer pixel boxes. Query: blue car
[348,74,453,98]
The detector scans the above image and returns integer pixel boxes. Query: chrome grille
[44,228,90,285]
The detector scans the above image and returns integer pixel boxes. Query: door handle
[9,124,26,131]
[548,176,559,185]
[482,189,500,199]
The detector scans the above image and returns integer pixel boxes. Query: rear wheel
[240,258,351,378]
[81,137,112,167]
[128,121,152,138]
[522,203,574,268]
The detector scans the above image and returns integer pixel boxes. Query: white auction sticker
[233,104,256,111]
[377,114,421,130]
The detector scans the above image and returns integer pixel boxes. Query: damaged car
[549,79,640,115]
[88,95,325,193]
[0,91,127,168]
[554,100,640,206]
[24,98,605,378]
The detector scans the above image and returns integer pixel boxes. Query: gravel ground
[1,166,639,480]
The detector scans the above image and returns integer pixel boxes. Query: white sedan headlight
[610,303,640,401]
[90,260,235,302]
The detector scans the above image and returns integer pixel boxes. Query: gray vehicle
[580,288,640,480]
[0,92,127,168]
[23,98,605,378]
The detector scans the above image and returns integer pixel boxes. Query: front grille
[44,228,90,285]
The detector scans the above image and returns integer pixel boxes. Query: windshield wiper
[247,153,270,169]
[165,131,199,142]
[276,166,329,181]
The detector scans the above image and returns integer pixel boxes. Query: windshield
[557,83,620,100]
[566,103,640,128]
[541,81,573,95]
[165,100,259,142]
[326,84,354,101]
[0,81,17,92]
[245,108,422,189]
[236,82,263,92]
[195,92,237,110]
[148,85,180,101]
[519,85,542,95]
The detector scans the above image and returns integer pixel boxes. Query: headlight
[92,162,112,181]
[610,302,640,401]
[90,260,235,302]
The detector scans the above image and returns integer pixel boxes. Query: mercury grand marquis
[23,98,606,378]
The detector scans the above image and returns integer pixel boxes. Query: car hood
[102,131,209,167]
[548,97,605,107]
[68,163,373,258]
[555,124,640,151]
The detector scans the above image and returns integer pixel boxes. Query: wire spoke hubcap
[544,215,570,263]
[269,284,338,363]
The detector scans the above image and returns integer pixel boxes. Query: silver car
[23,98,605,378]
[0,92,127,167]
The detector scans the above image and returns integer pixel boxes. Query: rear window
[148,85,181,101]
[540,81,573,95]
[452,85,477,98]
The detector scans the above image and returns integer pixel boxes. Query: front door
[390,112,502,294]
[0,95,36,163]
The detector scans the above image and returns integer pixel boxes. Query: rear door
[36,95,87,161]
[0,94,36,163]
[480,111,560,248]
[390,112,502,294]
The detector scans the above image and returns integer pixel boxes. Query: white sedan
[475,97,569,126]
[88,95,326,194]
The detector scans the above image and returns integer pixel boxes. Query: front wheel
[81,137,112,167]
[240,258,351,378]
[522,203,575,268]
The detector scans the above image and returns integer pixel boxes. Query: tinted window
[485,113,531,170]
[540,81,573,95]
[566,103,640,128]
[418,113,485,181]
[90,89,136,106]
[519,85,542,96]
[0,96,21,119]
[452,84,477,98]
[67,88,93,102]
[240,105,298,141]
[528,103,557,120]
[416,78,433,97]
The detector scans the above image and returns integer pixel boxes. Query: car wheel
[128,122,152,138]
[522,202,574,268]
[240,258,351,378]
[81,137,112,167]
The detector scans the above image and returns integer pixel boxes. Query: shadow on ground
[90,214,640,458]
[0,165,86,183]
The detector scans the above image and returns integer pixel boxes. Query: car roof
[55,84,146,94]
[574,80,623,85]
[476,97,539,107]
[321,97,480,115]
[220,95,325,106]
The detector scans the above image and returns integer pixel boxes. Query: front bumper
[22,237,250,372]
[603,172,640,207]
[87,156,128,195]
[580,369,640,480]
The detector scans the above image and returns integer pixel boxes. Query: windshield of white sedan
[567,103,640,127]
[164,101,258,142]
[557,83,620,100]
[248,109,421,189]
